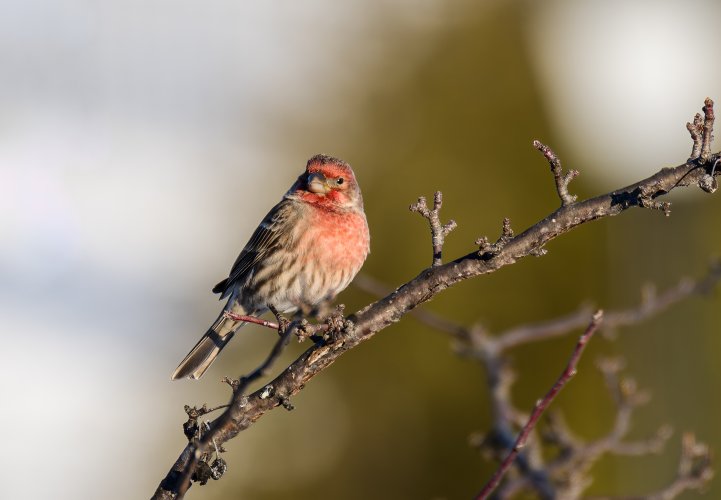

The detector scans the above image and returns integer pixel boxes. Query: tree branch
[410,191,457,266]
[152,99,719,499]
[585,433,713,500]
[476,217,516,257]
[534,140,579,207]
[154,314,301,498]
[223,311,280,331]
[476,311,604,500]
[701,98,715,162]
[389,262,719,498]
[491,262,721,352]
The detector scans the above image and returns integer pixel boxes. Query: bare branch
[366,262,720,355]
[476,217,515,257]
[699,157,719,194]
[223,311,280,330]
[687,112,704,160]
[154,317,299,498]
[586,434,713,500]
[410,191,457,266]
[701,98,716,161]
[492,262,721,351]
[353,272,474,341]
[153,99,719,500]
[476,311,604,500]
[688,97,716,163]
[534,140,579,206]
[358,262,720,498]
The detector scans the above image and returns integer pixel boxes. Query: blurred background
[1,0,720,498]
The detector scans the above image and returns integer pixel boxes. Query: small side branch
[701,98,715,161]
[699,158,719,194]
[690,98,719,194]
[687,112,704,160]
[491,261,721,352]
[534,140,579,207]
[223,311,280,331]
[655,433,714,500]
[476,311,604,500]
[410,191,457,267]
[476,217,515,257]
[587,434,713,500]
[155,318,297,498]
[687,97,716,162]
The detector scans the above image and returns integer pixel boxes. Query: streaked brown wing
[212,199,297,296]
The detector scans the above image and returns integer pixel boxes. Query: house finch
[171,154,370,380]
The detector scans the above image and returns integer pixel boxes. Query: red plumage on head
[293,154,363,211]
[306,154,356,181]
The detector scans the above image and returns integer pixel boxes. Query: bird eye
[336,177,345,185]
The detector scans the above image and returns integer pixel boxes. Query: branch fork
[687,98,718,194]
[476,217,514,257]
[533,140,579,207]
[410,191,457,267]
[638,184,673,216]
[687,98,716,162]
[476,311,604,500]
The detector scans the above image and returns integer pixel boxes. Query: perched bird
[172,154,370,380]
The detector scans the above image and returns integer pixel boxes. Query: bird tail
[171,302,248,380]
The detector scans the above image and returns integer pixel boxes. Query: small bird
[172,154,370,380]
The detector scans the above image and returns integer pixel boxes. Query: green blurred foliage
[201,2,720,499]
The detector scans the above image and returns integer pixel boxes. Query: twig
[648,433,714,500]
[492,263,721,351]
[356,263,720,354]
[534,360,664,494]
[534,140,579,207]
[223,311,280,330]
[687,112,704,160]
[476,311,604,500]
[701,98,715,161]
[156,317,298,498]
[357,264,721,498]
[476,218,515,257]
[585,434,713,500]
[410,191,457,267]
[687,97,715,162]
[496,358,674,499]
[699,156,719,194]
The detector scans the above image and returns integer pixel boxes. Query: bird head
[289,154,364,211]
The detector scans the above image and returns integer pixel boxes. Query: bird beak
[307,172,331,195]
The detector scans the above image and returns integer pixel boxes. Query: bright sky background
[527,0,721,186]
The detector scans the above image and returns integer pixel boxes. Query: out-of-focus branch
[152,99,719,499]
[357,252,721,499]
[357,264,719,498]
[586,434,713,500]
[476,312,604,500]
[510,359,672,499]
[492,262,721,351]
[356,261,721,356]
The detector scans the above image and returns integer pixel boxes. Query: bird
[171,154,370,380]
